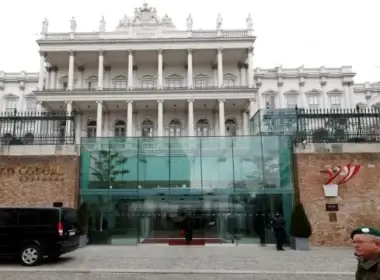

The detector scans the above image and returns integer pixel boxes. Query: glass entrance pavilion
[80,135,294,245]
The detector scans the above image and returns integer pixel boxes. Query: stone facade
[0,155,79,208]
[295,151,380,246]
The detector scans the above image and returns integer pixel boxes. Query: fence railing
[252,107,380,143]
[0,110,75,145]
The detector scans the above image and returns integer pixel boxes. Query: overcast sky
[0,0,379,82]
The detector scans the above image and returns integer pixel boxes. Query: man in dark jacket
[272,212,286,251]
[182,213,193,244]
[351,227,380,280]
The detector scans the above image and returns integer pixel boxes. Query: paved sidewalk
[0,245,357,275]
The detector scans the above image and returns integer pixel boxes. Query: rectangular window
[26,99,36,111]
[308,95,319,109]
[114,127,126,137]
[141,80,154,89]
[194,79,208,88]
[264,95,276,109]
[329,95,342,109]
[286,96,298,108]
[223,79,235,88]
[115,81,127,89]
[5,99,17,113]
[88,81,98,90]
[167,79,182,88]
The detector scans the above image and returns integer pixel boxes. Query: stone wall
[295,150,380,246]
[0,155,79,208]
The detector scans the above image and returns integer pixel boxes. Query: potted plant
[77,202,89,248]
[290,203,312,250]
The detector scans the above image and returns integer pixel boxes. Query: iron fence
[295,106,380,143]
[0,110,75,145]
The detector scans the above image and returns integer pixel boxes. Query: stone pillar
[321,79,328,108]
[247,47,254,88]
[97,50,104,90]
[218,99,225,136]
[187,99,194,136]
[65,101,72,139]
[343,82,351,108]
[187,49,193,89]
[38,51,46,90]
[239,63,247,87]
[68,51,75,91]
[128,50,134,89]
[249,98,256,119]
[299,79,306,108]
[217,48,223,88]
[45,67,51,90]
[96,101,103,137]
[157,100,164,136]
[50,67,57,90]
[242,110,248,135]
[157,49,163,89]
[212,64,218,87]
[126,100,133,137]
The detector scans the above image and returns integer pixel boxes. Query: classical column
[50,67,57,90]
[320,79,328,108]
[299,79,306,108]
[242,110,248,135]
[217,48,223,88]
[68,51,75,91]
[126,100,133,137]
[187,49,193,89]
[157,49,163,89]
[65,101,72,138]
[96,101,103,137]
[239,63,247,87]
[45,67,51,90]
[249,98,256,118]
[77,66,84,89]
[157,100,164,136]
[247,47,254,88]
[343,82,351,108]
[218,99,225,136]
[128,50,134,89]
[38,51,46,90]
[212,64,218,87]
[187,99,194,136]
[97,50,104,90]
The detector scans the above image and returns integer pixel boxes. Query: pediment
[24,92,36,99]
[327,88,344,95]
[305,89,322,95]
[86,75,98,81]
[262,89,279,96]
[224,73,237,79]
[140,74,155,79]
[166,74,183,79]
[112,75,127,80]
[283,89,300,95]
[3,93,19,99]
[194,74,209,79]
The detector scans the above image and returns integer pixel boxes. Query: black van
[0,206,80,266]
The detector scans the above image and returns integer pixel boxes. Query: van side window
[18,209,58,225]
[0,209,17,226]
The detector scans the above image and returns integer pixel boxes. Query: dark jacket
[272,216,285,231]
[356,254,380,280]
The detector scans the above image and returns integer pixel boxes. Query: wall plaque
[325,203,339,212]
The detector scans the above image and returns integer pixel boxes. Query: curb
[0,268,355,275]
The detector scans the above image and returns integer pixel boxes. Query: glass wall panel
[80,136,294,245]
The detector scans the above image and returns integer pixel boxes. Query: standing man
[272,212,286,251]
[351,227,380,279]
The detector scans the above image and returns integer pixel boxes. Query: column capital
[77,66,85,72]
[217,48,223,54]
[187,99,194,103]
[299,81,305,87]
[36,101,43,105]
[39,50,47,57]
[51,66,58,72]
[211,64,218,70]
[218,99,226,103]
[157,49,164,54]
[127,49,134,55]
[68,50,76,56]
[126,100,134,104]
[98,49,104,55]
[157,99,164,103]
[320,81,327,86]
[248,46,254,53]
[65,101,72,105]
[187,48,193,54]
[249,97,256,102]
[96,100,103,104]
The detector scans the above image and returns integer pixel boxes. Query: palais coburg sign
[0,164,65,182]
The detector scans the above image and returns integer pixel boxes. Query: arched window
[87,120,97,137]
[169,119,181,137]
[23,133,34,145]
[141,119,154,137]
[225,119,237,136]
[196,119,209,137]
[114,120,126,137]
[2,133,13,145]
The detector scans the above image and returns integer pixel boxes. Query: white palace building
[1,3,380,143]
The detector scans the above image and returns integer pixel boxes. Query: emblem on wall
[322,163,361,197]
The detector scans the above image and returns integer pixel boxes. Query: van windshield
[61,208,78,230]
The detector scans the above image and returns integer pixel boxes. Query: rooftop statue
[99,16,106,32]
[246,14,253,29]
[41,17,49,34]
[216,13,223,29]
[186,14,193,31]
[70,17,77,33]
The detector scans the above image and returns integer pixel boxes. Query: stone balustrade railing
[41,29,250,41]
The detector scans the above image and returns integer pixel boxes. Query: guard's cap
[351,227,380,239]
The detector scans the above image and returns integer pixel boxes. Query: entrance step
[141,237,229,245]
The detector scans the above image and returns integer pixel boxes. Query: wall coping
[294,143,380,154]
[0,145,79,156]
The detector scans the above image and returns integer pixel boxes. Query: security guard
[351,227,380,280]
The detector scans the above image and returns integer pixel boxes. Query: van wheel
[20,245,41,266]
